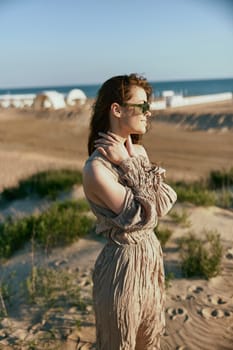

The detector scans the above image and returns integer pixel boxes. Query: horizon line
[1,76,233,91]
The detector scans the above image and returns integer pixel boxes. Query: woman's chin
[129,127,146,135]
[137,128,147,135]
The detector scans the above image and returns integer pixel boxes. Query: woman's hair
[88,73,153,155]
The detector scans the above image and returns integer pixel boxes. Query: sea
[0,78,233,99]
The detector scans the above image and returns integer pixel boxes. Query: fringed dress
[84,152,177,350]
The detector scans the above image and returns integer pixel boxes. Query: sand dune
[152,99,233,131]
[160,203,233,349]
[1,194,233,349]
[0,100,233,186]
[0,102,233,349]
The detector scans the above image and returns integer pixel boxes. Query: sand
[0,100,232,187]
[0,101,233,349]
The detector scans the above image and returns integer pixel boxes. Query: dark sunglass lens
[142,102,150,113]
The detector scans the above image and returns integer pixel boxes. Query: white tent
[0,99,11,108]
[0,94,35,108]
[66,89,87,106]
[33,91,66,110]
[0,94,11,108]
[12,100,24,108]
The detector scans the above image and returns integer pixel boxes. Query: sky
[0,0,233,88]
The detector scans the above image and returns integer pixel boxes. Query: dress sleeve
[92,155,177,234]
[118,155,177,217]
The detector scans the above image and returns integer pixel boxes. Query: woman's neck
[109,128,128,143]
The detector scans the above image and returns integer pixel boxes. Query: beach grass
[170,181,217,206]
[25,267,87,309]
[168,208,191,227]
[0,167,232,212]
[165,272,174,289]
[0,265,90,348]
[178,229,223,279]
[0,167,231,260]
[208,167,233,189]
[1,169,83,202]
[170,167,233,208]
[154,225,173,248]
[0,199,94,259]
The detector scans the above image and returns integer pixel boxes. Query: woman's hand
[94,132,136,164]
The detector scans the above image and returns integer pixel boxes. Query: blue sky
[0,0,232,88]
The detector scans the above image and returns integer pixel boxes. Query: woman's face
[120,85,151,135]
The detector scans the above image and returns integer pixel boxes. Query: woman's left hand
[94,132,135,164]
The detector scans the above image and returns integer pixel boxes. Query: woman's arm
[83,132,176,233]
[83,160,128,215]
[83,132,149,214]
[118,155,177,217]
[83,159,156,232]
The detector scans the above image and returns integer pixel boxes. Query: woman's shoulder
[83,150,118,180]
[82,151,120,206]
[84,149,108,168]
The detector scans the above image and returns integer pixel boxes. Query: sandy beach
[0,99,232,188]
[0,100,233,349]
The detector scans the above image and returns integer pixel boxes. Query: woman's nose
[145,110,152,117]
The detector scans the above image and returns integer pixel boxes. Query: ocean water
[1,78,233,99]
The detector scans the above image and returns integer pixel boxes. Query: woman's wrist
[118,155,139,169]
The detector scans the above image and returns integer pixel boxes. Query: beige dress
[84,151,177,350]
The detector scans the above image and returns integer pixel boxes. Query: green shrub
[0,200,94,259]
[0,215,36,258]
[57,198,90,212]
[216,189,233,208]
[173,184,216,206]
[154,225,173,248]
[165,272,174,289]
[169,209,191,227]
[1,169,83,201]
[35,201,94,250]
[208,167,233,189]
[178,230,223,279]
[170,169,233,208]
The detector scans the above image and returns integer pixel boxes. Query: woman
[83,74,177,350]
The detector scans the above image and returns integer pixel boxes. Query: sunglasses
[123,101,150,114]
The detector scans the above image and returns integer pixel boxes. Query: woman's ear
[110,102,121,118]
